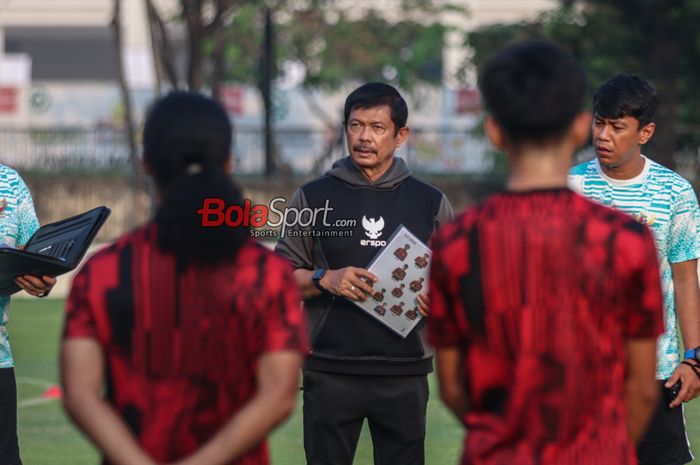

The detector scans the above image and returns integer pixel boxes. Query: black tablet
[0,206,110,296]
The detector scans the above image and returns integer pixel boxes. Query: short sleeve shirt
[64,226,308,465]
[0,165,39,368]
[429,189,663,465]
[570,157,700,378]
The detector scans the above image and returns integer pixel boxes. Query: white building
[0,0,556,124]
[0,0,156,126]
[0,0,556,173]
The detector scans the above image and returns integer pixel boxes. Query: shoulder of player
[0,164,23,192]
[235,240,294,276]
[645,158,694,192]
[578,202,655,270]
[81,225,152,268]
[433,206,479,248]
[569,158,596,177]
[0,164,18,178]
[584,199,648,235]
[72,235,135,282]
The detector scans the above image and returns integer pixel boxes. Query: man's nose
[596,125,611,141]
[359,126,371,141]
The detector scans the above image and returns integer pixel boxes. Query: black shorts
[0,367,21,465]
[637,380,693,465]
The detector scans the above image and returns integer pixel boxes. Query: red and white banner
[221,86,244,115]
[0,87,18,113]
[455,89,482,114]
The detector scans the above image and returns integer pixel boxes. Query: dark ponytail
[143,91,248,266]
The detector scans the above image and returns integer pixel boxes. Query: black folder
[0,206,110,296]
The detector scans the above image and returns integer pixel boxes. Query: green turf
[8,299,700,464]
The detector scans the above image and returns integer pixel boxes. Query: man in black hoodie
[276,82,452,465]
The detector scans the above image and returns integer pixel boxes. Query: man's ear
[569,112,593,148]
[638,122,656,146]
[395,126,410,148]
[225,154,234,173]
[484,117,506,150]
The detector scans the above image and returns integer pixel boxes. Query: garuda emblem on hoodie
[362,216,384,239]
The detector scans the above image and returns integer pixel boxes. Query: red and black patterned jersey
[63,223,308,465]
[429,188,664,465]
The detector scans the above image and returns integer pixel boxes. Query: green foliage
[219,5,261,85]
[218,1,466,92]
[463,1,700,171]
[298,11,445,89]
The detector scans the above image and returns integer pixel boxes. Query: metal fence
[0,126,495,175]
[0,127,132,171]
[5,126,698,241]
[1,126,697,179]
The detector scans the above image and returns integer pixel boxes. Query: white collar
[594,155,650,186]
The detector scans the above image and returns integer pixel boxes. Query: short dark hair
[593,74,658,127]
[478,39,587,143]
[344,82,408,134]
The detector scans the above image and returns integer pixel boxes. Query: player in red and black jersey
[61,92,307,465]
[429,40,663,465]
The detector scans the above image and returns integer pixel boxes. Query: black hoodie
[276,156,453,375]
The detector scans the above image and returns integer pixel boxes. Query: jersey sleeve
[14,173,39,246]
[428,220,471,348]
[63,266,99,340]
[667,185,700,264]
[567,161,591,195]
[255,253,308,356]
[622,225,665,338]
[274,188,315,270]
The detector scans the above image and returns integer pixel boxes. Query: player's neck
[506,147,572,192]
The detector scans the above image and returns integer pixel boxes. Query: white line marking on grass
[16,377,53,387]
[18,397,54,409]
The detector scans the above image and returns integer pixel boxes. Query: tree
[220,2,464,172]
[112,0,145,229]
[111,0,138,172]
[463,1,700,171]
[146,1,464,98]
[145,0,253,96]
[142,0,466,174]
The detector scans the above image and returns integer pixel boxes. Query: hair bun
[185,163,203,175]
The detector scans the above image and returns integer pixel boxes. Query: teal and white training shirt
[569,156,700,379]
[0,165,39,368]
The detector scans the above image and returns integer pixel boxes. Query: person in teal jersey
[0,164,56,464]
[569,74,700,465]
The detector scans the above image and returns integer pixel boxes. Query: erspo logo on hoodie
[360,215,387,247]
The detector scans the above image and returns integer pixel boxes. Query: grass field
[9,299,700,464]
